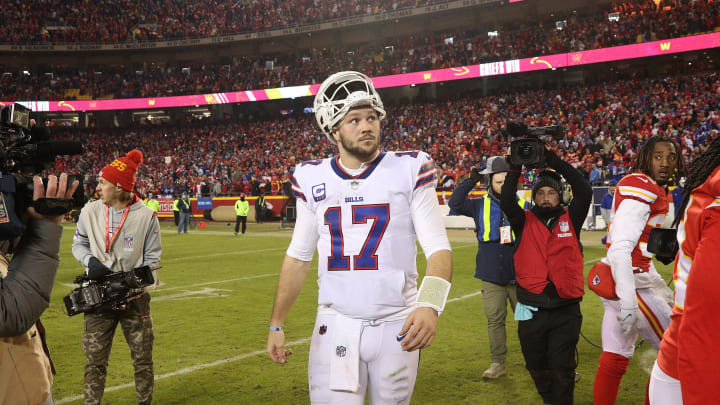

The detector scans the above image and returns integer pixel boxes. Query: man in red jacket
[500,145,592,405]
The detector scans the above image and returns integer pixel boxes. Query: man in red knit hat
[72,149,162,405]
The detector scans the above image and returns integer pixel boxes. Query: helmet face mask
[314,71,386,143]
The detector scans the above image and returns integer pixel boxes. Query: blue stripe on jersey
[290,176,299,187]
[330,151,386,180]
[292,190,307,202]
[418,161,435,175]
[414,173,437,190]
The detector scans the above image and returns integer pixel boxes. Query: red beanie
[100,149,143,192]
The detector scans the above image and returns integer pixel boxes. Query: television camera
[0,103,84,240]
[505,120,565,168]
[63,265,157,316]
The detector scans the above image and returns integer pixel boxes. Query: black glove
[505,155,523,172]
[544,147,561,168]
[87,257,112,280]
[470,167,483,182]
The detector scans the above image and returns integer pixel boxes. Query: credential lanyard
[105,205,130,253]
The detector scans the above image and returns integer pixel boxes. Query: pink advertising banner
[5,32,719,112]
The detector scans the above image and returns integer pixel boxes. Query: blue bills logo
[336,345,346,357]
[124,236,134,249]
[312,183,326,202]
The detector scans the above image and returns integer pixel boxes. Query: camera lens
[516,142,536,159]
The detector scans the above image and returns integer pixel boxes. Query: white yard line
[55,337,312,404]
[55,289,484,404]
[154,273,277,293]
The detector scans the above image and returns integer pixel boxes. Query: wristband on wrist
[269,325,283,332]
[416,276,452,315]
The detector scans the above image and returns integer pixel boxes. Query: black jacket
[0,220,63,337]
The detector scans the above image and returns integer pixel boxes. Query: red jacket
[514,209,585,299]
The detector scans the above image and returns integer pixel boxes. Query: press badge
[500,226,512,244]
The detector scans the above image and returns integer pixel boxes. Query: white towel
[328,314,363,392]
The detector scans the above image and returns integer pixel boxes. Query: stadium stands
[49,69,719,197]
[2,0,718,100]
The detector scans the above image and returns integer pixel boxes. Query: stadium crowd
[0,0,438,44]
[50,69,719,198]
[2,0,719,101]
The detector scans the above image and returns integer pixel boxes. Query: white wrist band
[417,276,451,315]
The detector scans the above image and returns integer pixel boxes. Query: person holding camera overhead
[72,149,162,405]
[500,141,592,405]
[448,156,530,379]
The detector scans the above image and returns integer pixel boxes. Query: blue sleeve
[448,179,479,218]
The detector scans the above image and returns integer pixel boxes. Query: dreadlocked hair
[632,135,687,185]
[673,135,720,227]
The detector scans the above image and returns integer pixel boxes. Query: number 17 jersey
[290,150,443,320]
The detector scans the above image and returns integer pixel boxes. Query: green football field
[43,221,670,404]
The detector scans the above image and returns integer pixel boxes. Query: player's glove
[470,167,483,183]
[617,306,638,336]
[87,257,112,280]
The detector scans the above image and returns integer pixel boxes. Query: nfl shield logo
[336,345,346,357]
[124,236,134,249]
[559,221,569,232]
[350,180,360,191]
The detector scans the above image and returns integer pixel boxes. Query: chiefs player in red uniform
[650,136,720,405]
[592,136,686,405]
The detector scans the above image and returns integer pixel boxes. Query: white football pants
[308,312,419,405]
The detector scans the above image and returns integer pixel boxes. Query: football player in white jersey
[591,136,686,405]
[266,71,452,405]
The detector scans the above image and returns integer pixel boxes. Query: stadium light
[556,20,567,30]
[608,12,620,22]
[488,31,498,38]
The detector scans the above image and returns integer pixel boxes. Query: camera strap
[104,205,130,253]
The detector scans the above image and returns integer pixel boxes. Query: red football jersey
[607,172,669,272]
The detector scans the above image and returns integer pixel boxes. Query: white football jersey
[290,150,439,319]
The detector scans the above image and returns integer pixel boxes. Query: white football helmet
[313,71,386,143]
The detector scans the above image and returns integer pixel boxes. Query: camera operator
[72,149,161,405]
[500,145,592,405]
[0,173,79,405]
[448,156,530,379]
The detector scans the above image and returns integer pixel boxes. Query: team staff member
[172,195,180,226]
[592,136,684,405]
[144,193,160,213]
[500,146,592,405]
[72,150,162,405]
[650,136,720,404]
[448,156,529,379]
[177,193,191,234]
[234,193,249,235]
[255,192,266,224]
[266,71,452,405]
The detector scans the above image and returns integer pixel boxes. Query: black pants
[173,211,179,226]
[517,302,582,405]
[235,215,247,234]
